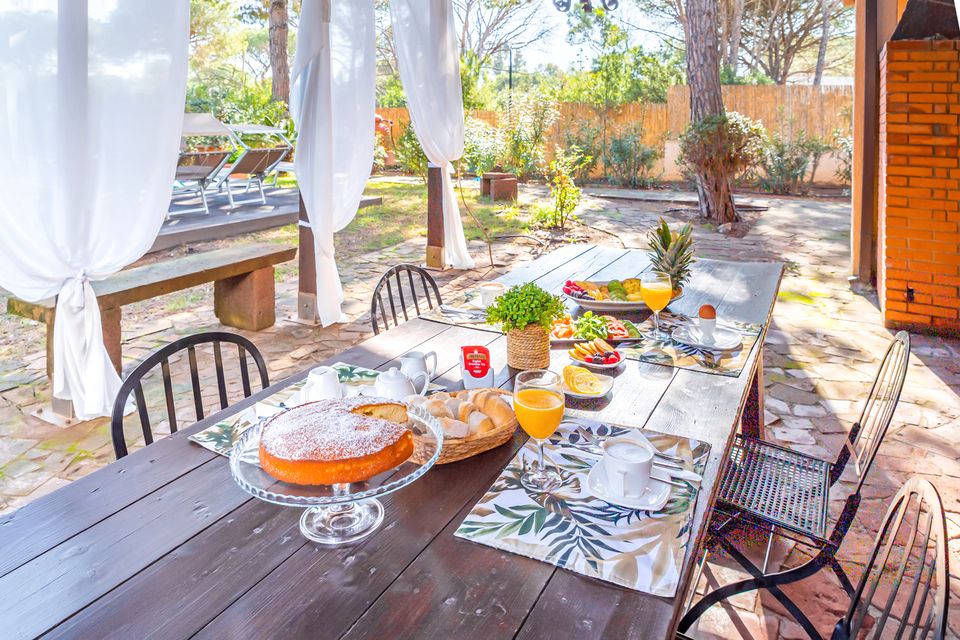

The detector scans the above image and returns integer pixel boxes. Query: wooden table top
[1,244,783,640]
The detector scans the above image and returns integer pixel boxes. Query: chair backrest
[370,264,442,335]
[832,476,948,640]
[231,147,288,176]
[176,150,231,180]
[830,331,910,492]
[110,331,270,459]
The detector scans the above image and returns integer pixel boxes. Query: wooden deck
[158,186,382,253]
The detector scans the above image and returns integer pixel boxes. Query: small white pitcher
[400,350,437,379]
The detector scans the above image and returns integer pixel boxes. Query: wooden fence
[377,84,853,183]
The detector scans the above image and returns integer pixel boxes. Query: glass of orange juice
[641,271,673,341]
[514,370,565,493]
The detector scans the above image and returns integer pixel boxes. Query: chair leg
[200,186,209,215]
[226,179,235,209]
[678,530,826,640]
[256,176,265,204]
[828,555,855,597]
[761,523,776,573]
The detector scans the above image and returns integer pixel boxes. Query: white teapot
[374,367,428,401]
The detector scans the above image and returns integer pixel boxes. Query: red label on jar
[461,345,491,378]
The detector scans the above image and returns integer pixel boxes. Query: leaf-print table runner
[188,362,442,457]
[622,311,762,378]
[455,418,709,598]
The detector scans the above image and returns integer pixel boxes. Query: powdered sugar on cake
[260,398,408,461]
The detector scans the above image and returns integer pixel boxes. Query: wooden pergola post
[425,163,445,269]
[850,0,907,285]
[296,194,319,322]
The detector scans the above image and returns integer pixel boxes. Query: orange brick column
[879,39,960,334]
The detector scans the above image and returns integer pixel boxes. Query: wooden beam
[851,0,908,285]
[425,163,444,269]
[851,0,880,285]
[296,193,319,321]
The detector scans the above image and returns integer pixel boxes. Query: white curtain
[291,0,377,327]
[0,0,189,419]
[390,0,474,269]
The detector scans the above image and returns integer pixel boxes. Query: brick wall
[879,39,960,334]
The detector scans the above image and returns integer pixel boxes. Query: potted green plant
[486,282,565,370]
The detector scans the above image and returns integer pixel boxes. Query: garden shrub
[373,132,387,173]
[679,111,766,186]
[394,122,428,181]
[462,117,503,176]
[605,124,662,188]
[534,147,587,230]
[833,129,853,186]
[755,131,832,195]
[500,92,559,180]
[563,123,602,182]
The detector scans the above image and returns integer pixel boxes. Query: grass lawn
[263,178,533,260]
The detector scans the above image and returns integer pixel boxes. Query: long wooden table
[0,245,782,640]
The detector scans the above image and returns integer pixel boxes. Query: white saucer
[562,373,614,399]
[586,465,672,511]
[672,324,742,351]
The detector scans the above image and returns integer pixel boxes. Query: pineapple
[647,218,695,295]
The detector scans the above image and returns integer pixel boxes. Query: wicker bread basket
[506,325,551,370]
[411,388,518,465]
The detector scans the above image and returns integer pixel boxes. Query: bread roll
[472,391,515,429]
[445,398,462,417]
[424,399,453,419]
[404,394,427,407]
[439,417,470,439]
[466,411,495,436]
[458,401,478,423]
[430,392,451,402]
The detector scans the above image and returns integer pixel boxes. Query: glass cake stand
[230,404,443,545]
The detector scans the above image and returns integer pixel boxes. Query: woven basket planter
[506,325,551,370]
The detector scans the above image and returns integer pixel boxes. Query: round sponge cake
[258,397,414,485]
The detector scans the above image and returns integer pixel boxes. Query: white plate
[562,373,614,399]
[586,464,672,511]
[567,349,626,370]
[671,324,742,351]
[562,289,684,313]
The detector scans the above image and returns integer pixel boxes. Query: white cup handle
[424,351,438,377]
[615,469,629,496]
[412,372,430,396]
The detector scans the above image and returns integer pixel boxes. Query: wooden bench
[7,243,297,379]
[480,171,515,196]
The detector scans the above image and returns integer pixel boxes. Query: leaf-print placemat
[455,418,709,598]
[420,289,501,332]
[622,312,762,378]
[188,362,443,457]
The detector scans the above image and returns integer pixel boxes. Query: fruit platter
[561,278,682,312]
[567,338,624,370]
[550,311,641,344]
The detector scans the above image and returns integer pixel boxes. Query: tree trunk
[727,0,744,75]
[814,0,832,85]
[269,0,290,104]
[685,0,738,224]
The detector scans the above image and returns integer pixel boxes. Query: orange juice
[514,388,564,440]
[641,281,672,312]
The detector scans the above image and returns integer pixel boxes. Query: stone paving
[1,184,959,638]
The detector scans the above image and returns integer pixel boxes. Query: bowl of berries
[567,338,624,370]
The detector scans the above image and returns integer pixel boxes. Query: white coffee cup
[400,350,438,379]
[478,282,506,308]
[301,366,342,402]
[601,437,654,498]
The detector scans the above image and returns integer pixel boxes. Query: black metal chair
[370,264,443,335]
[680,476,948,639]
[110,331,270,459]
[832,476,948,639]
[680,331,911,638]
